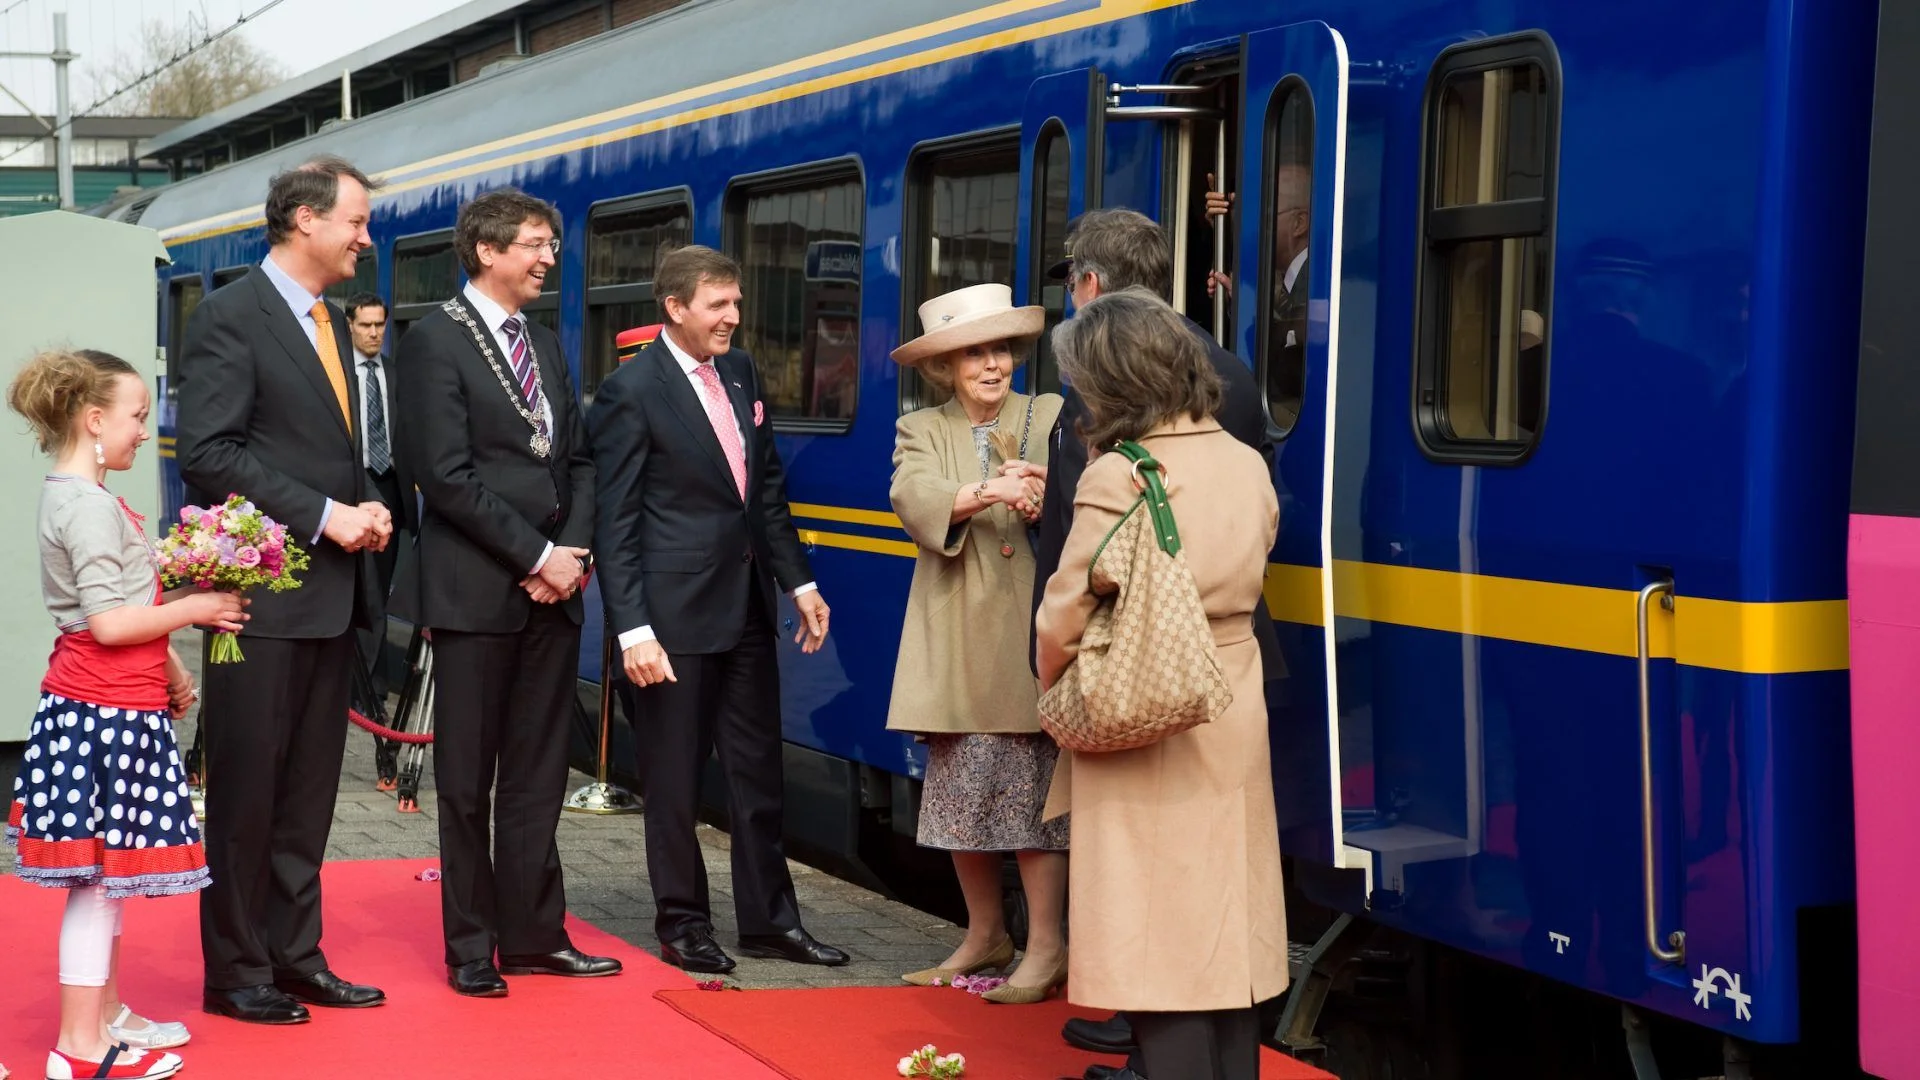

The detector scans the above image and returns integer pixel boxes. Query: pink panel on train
[1847,513,1920,1080]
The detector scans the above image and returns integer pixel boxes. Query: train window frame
[899,126,1021,415]
[1411,32,1562,465]
[165,272,206,407]
[390,229,461,345]
[722,156,866,436]
[322,249,381,306]
[583,186,694,402]
[212,265,250,289]
[1257,74,1315,441]
[1026,119,1072,397]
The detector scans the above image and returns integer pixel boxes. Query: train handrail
[1637,579,1685,964]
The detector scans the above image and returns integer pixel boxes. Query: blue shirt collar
[259,253,321,320]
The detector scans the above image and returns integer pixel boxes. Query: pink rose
[180,506,198,524]
[199,510,220,531]
[235,546,261,568]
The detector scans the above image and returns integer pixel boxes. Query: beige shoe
[901,935,1015,986]
[981,948,1069,1004]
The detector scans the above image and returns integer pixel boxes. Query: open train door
[1015,68,1104,394]
[1235,22,1375,886]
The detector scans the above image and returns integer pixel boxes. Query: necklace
[973,396,1036,559]
[443,299,552,459]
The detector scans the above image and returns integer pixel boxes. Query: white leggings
[59,885,124,988]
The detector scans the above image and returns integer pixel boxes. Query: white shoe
[105,1006,190,1050]
[45,1044,181,1079]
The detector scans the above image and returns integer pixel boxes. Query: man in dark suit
[586,244,845,976]
[392,188,621,997]
[344,292,405,703]
[1027,208,1279,1078]
[177,155,393,1024]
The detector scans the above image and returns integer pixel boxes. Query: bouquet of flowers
[155,493,310,663]
[897,1045,965,1078]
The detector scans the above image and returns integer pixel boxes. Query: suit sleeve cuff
[617,626,656,651]
[312,498,334,545]
[530,542,553,575]
[791,582,818,598]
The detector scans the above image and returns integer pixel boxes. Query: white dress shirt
[259,255,335,542]
[1282,249,1309,347]
[461,282,555,575]
[617,331,815,653]
[354,350,391,472]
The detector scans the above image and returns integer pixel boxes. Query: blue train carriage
[120,0,1877,1073]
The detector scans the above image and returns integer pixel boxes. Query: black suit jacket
[390,295,594,634]
[586,337,812,656]
[1031,315,1280,675]
[176,266,377,639]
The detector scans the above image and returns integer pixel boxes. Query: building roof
[0,116,186,139]
[140,0,542,161]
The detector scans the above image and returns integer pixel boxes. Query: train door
[1232,22,1367,879]
[1015,68,1104,395]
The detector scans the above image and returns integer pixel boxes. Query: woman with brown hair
[886,283,1069,1004]
[1037,288,1287,1078]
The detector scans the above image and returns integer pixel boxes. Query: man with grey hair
[1026,207,1279,1080]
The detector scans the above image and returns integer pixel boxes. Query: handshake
[993,460,1048,524]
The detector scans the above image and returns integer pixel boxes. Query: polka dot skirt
[5,693,209,898]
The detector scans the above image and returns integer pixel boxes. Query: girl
[6,349,246,1080]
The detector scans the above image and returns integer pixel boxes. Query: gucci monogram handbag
[1038,441,1232,753]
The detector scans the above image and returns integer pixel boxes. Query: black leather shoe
[1083,1067,1146,1080]
[499,947,623,977]
[202,984,311,1025]
[1063,1013,1137,1054]
[660,931,736,974]
[448,959,508,997]
[736,927,850,967]
[273,969,387,1008]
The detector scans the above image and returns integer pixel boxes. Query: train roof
[136,0,993,236]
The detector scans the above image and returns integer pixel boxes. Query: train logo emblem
[1692,965,1753,1022]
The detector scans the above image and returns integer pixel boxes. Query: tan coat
[1037,415,1288,1012]
[887,391,1064,736]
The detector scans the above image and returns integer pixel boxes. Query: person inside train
[1036,288,1287,1080]
[6,348,248,1080]
[1026,207,1278,1075]
[885,282,1070,1004]
[1203,165,1310,429]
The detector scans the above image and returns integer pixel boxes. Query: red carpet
[656,985,1334,1080]
[0,858,775,1080]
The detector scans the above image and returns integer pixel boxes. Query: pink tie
[693,361,747,499]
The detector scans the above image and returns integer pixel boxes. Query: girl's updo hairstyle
[7,348,138,455]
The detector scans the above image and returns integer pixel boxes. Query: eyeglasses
[505,238,561,255]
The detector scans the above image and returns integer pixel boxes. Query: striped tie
[502,316,550,438]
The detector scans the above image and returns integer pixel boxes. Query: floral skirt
[917,733,1069,853]
[6,692,209,898]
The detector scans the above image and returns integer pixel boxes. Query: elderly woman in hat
[886,283,1069,1004]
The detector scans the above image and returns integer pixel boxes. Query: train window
[585,191,692,400]
[391,231,459,345]
[1028,122,1071,395]
[212,266,249,289]
[725,162,863,430]
[901,132,1020,413]
[323,250,379,306]
[1259,79,1313,436]
[166,275,204,406]
[1414,34,1560,461]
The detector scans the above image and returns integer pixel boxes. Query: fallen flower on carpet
[949,974,1006,995]
[415,868,442,882]
[897,1043,966,1078]
[696,979,727,991]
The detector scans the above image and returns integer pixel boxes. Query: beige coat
[1037,416,1288,1012]
[887,391,1065,736]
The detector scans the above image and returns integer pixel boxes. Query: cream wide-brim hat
[890,282,1045,367]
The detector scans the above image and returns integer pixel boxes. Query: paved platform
[4,631,965,991]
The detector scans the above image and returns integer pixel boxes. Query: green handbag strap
[1111,440,1180,557]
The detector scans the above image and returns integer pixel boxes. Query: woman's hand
[180,590,249,633]
[165,646,196,719]
[1000,459,1047,484]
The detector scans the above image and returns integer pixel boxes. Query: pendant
[529,431,552,459]
[1000,543,1015,559]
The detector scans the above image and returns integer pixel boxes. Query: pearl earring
[93,440,105,466]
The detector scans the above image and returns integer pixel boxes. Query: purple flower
[215,536,238,563]
[235,546,261,568]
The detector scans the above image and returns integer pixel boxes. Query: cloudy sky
[0,0,470,117]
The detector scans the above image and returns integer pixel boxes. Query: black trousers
[430,603,578,965]
[1130,1007,1262,1080]
[199,632,355,990]
[636,587,800,942]
[358,468,403,701]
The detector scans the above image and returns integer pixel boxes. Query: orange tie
[309,300,353,436]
